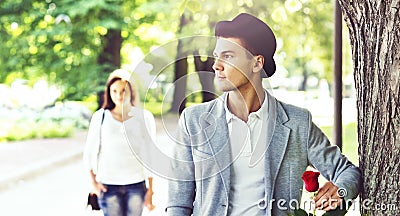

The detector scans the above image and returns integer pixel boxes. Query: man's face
[212,37,256,92]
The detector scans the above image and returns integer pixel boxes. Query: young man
[166,13,361,216]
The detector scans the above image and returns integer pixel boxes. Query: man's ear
[253,55,264,73]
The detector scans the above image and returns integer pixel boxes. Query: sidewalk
[0,131,87,191]
[0,113,179,192]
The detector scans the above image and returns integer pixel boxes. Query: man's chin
[217,84,235,92]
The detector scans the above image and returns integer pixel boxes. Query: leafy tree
[0,0,165,102]
[0,0,109,99]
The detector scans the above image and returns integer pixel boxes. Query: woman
[84,69,156,216]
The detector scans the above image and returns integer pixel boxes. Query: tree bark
[193,50,216,102]
[97,29,122,109]
[97,29,122,70]
[171,15,189,113]
[338,1,400,215]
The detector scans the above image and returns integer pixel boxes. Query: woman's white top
[83,107,156,185]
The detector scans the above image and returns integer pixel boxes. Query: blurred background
[0,0,359,215]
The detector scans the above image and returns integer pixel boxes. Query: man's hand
[314,182,343,211]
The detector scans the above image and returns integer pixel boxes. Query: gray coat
[166,93,361,216]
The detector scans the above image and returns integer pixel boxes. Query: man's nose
[212,58,223,72]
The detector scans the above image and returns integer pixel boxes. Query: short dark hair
[102,77,136,110]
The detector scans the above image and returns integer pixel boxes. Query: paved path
[0,114,179,192]
[0,115,179,215]
[0,131,87,191]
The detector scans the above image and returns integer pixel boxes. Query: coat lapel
[198,95,232,199]
[196,93,291,210]
[264,98,290,204]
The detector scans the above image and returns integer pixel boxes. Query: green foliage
[287,208,309,216]
[143,101,171,116]
[0,120,75,142]
[35,121,75,138]
[322,208,348,216]
[0,0,173,101]
[0,0,352,102]
[80,96,99,112]
[287,203,348,215]
[295,208,309,216]
[179,0,345,85]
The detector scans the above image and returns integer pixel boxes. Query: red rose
[302,171,320,192]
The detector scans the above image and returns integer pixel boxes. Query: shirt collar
[224,93,234,123]
[224,90,269,123]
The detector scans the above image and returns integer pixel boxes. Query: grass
[143,101,171,117]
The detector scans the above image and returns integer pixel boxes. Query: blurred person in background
[84,69,156,216]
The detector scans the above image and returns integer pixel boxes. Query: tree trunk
[299,69,308,91]
[97,29,122,69]
[193,50,216,102]
[338,1,400,215]
[170,51,188,113]
[170,15,189,113]
[97,29,122,109]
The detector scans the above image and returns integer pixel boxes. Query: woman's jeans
[99,181,146,216]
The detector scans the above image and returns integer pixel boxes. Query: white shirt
[83,107,156,185]
[225,91,270,216]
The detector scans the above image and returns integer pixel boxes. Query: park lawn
[143,101,171,117]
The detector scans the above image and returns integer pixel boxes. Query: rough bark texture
[338,1,400,215]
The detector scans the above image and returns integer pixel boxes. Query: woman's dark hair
[101,77,137,110]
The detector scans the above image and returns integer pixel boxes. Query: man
[166,13,361,216]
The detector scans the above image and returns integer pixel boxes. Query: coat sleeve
[306,111,361,201]
[166,109,195,216]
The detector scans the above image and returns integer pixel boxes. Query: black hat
[215,13,276,78]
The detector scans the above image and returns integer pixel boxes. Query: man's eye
[224,55,233,59]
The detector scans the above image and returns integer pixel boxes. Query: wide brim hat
[215,13,277,78]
